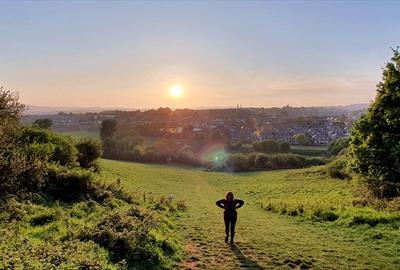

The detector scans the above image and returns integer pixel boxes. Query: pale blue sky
[1,1,399,108]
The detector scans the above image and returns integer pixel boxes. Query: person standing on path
[216,192,244,244]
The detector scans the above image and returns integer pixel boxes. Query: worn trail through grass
[100,160,400,270]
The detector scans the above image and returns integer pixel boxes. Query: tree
[33,118,53,129]
[0,88,24,135]
[75,138,103,168]
[100,119,118,140]
[348,49,400,198]
[293,133,312,145]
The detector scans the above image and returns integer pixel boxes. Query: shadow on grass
[230,244,264,269]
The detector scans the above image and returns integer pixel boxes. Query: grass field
[289,145,328,151]
[290,145,328,157]
[60,131,100,139]
[99,159,400,269]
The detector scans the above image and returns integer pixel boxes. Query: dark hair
[225,191,234,199]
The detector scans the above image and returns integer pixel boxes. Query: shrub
[132,145,146,160]
[44,165,93,202]
[172,149,201,166]
[32,118,53,129]
[327,137,349,157]
[0,88,25,134]
[248,152,258,167]
[16,127,77,166]
[266,153,326,170]
[29,210,57,226]
[280,142,291,152]
[81,209,180,269]
[75,138,103,168]
[226,153,249,172]
[0,142,47,195]
[253,139,281,153]
[327,157,351,180]
[254,153,269,168]
[305,157,326,166]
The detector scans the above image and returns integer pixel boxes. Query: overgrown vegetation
[0,89,183,269]
[226,152,326,172]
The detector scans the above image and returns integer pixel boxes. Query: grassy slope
[99,159,400,270]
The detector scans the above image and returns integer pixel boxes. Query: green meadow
[60,131,100,139]
[99,159,400,270]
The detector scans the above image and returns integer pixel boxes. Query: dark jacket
[216,198,244,216]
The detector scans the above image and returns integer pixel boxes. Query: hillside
[99,159,400,269]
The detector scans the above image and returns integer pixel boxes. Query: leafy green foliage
[326,156,351,179]
[254,153,270,168]
[252,139,288,153]
[0,186,183,269]
[0,90,183,269]
[100,119,118,140]
[0,87,25,135]
[293,133,312,145]
[249,153,326,171]
[327,137,349,157]
[75,138,103,168]
[44,164,94,202]
[226,153,249,172]
[349,49,400,198]
[17,127,78,166]
[33,118,53,129]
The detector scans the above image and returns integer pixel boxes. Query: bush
[327,157,351,179]
[266,153,304,169]
[327,137,349,157]
[248,152,258,167]
[305,157,326,166]
[265,153,326,170]
[0,132,53,195]
[172,149,202,166]
[75,138,103,168]
[254,153,269,168]
[16,127,77,166]
[132,145,146,160]
[44,165,93,202]
[280,142,291,152]
[253,139,281,153]
[226,153,249,172]
[33,118,53,129]
[0,88,25,134]
[81,208,180,268]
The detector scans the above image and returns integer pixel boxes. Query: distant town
[23,104,367,146]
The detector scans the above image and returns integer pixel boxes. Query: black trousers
[224,212,237,239]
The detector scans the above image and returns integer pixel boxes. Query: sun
[169,85,184,98]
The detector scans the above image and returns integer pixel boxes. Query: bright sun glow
[169,85,184,98]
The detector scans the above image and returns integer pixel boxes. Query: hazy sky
[1,1,400,109]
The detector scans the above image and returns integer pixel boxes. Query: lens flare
[198,141,228,166]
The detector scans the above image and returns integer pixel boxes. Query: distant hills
[24,105,136,115]
[23,103,369,115]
